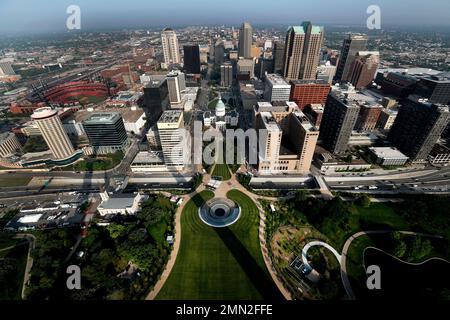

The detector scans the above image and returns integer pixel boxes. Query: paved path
[340,230,444,299]
[301,241,342,267]
[221,173,292,300]
[146,185,205,300]
[15,234,36,300]
[147,171,292,300]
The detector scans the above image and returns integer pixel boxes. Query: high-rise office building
[415,74,450,105]
[238,22,253,59]
[254,101,318,174]
[143,77,170,125]
[319,93,360,154]
[0,60,15,76]
[283,22,324,81]
[166,71,186,105]
[161,28,180,66]
[355,103,383,131]
[31,107,75,159]
[335,35,368,82]
[316,63,337,84]
[289,79,331,110]
[237,58,254,80]
[387,96,450,162]
[347,51,379,89]
[199,44,209,64]
[214,41,225,65]
[256,58,274,79]
[264,73,291,102]
[220,62,233,87]
[272,41,285,74]
[0,132,22,158]
[157,110,190,170]
[183,45,201,74]
[82,113,128,154]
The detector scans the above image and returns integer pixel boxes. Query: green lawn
[148,220,168,244]
[211,163,231,181]
[0,177,31,188]
[156,190,282,300]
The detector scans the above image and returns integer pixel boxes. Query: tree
[107,223,127,239]
[356,194,371,208]
[408,237,432,261]
[391,232,407,258]
[294,190,308,203]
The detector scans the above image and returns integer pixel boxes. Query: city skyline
[0,1,449,306]
[1,0,450,35]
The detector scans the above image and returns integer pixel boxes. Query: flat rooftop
[66,107,143,123]
[369,147,409,159]
[132,151,165,165]
[83,112,121,124]
[260,112,281,131]
[265,74,290,86]
[158,110,183,123]
[293,111,316,131]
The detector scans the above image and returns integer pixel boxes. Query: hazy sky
[0,0,449,34]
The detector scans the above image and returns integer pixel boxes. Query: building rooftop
[369,147,409,159]
[265,73,290,87]
[66,107,143,124]
[31,107,57,120]
[132,151,165,165]
[289,22,323,35]
[0,131,14,142]
[98,195,136,210]
[83,112,122,124]
[260,112,281,131]
[290,79,329,85]
[158,110,183,123]
[293,111,316,131]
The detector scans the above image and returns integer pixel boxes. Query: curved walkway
[301,241,342,267]
[147,172,292,300]
[340,230,444,299]
[145,185,205,300]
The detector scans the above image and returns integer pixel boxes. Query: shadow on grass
[214,226,283,300]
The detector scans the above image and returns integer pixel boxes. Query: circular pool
[198,198,241,228]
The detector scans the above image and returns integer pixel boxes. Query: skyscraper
[415,74,450,105]
[214,41,225,65]
[289,79,331,110]
[143,77,170,125]
[82,113,128,154]
[335,35,368,82]
[183,45,201,74]
[347,51,379,89]
[283,22,324,81]
[220,62,233,87]
[253,102,318,174]
[161,28,181,66]
[387,96,450,161]
[272,41,285,74]
[31,107,75,159]
[157,110,190,170]
[264,74,291,102]
[166,71,186,105]
[238,22,253,59]
[319,93,360,154]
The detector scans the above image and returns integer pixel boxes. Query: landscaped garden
[262,193,450,300]
[157,190,282,300]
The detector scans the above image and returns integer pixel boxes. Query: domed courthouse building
[203,93,239,131]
